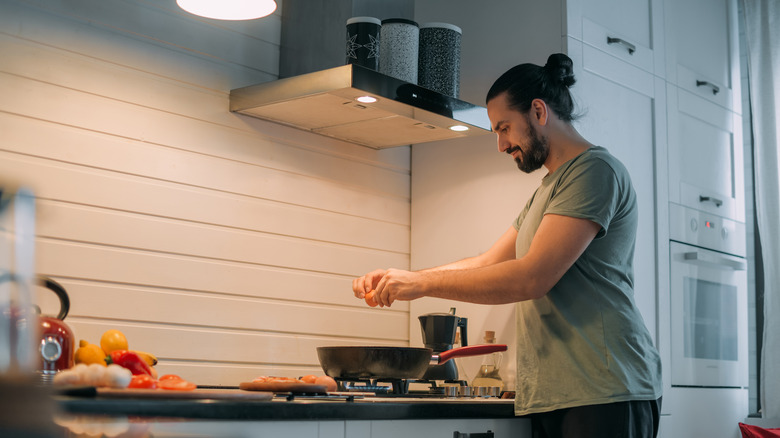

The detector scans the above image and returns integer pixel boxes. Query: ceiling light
[449,125,469,132]
[177,0,277,20]
[356,96,377,103]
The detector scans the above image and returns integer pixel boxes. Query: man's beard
[508,123,548,173]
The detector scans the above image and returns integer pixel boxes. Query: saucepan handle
[432,344,507,364]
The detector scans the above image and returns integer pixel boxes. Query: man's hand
[373,268,427,307]
[352,268,428,307]
[352,269,388,299]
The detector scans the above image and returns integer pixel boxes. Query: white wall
[1,0,411,385]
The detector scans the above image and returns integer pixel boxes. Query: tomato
[300,375,318,384]
[364,290,379,307]
[158,378,196,391]
[128,374,157,389]
[158,374,183,381]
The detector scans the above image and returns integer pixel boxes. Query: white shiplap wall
[1,0,411,385]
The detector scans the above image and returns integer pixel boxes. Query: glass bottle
[471,330,503,390]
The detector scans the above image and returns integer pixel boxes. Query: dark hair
[486,53,578,122]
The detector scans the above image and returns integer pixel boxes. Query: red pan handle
[432,344,507,364]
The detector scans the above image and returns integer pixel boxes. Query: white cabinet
[142,418,530,438]
[664,0,741,112]
[666,85,745,222]
[567,39,664,344]
[359,418,530,438]
[566,0,664,76]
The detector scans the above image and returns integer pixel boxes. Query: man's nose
[497,135,509,153]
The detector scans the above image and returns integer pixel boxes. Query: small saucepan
[317,344,507,380]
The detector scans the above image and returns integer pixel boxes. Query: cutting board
[96,387,273,401]
[239,381,327,394]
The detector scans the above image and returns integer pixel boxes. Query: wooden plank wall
[0,0,412,385]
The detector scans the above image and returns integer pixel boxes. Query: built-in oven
[669,203,749,388]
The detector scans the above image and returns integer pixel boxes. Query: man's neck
[543,126,594,174]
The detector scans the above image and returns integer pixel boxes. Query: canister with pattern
[346,16,381,70]
[379,18,419,83]
[418,22,462,97]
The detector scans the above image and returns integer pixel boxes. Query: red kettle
[36,277,75,381]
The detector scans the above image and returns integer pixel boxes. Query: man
[352,53,663,438]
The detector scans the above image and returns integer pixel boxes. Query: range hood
[229,64,492,149]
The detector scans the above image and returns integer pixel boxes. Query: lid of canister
[381,18,419,27]
[420,22,462,34]
[347,16,381,26]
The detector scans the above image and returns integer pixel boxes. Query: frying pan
[317,344,507,380]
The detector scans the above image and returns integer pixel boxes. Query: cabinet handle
[606,36,636,55]
[699,195,723,207]
[696,80,720,95]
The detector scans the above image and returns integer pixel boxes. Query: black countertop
[57,394,517,421]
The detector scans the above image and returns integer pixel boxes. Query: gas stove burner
[336,378,407,394]
[334,378,468,397]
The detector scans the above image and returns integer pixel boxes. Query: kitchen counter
[57,391,517,420]
[52,391,531,438]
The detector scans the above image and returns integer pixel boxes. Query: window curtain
[742,0,780,420]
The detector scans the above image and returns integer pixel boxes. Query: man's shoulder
[578,146,630,177]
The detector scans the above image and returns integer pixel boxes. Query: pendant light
[177,0,277,21]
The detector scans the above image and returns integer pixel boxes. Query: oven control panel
[669,203,746,257]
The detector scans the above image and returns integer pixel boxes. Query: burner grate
[335,378,467,397]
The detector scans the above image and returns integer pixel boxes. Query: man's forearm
[418,259,545,305]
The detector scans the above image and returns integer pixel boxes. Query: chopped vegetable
[106,350,153,376]
[158,378,197,391]
[128,374,157,389]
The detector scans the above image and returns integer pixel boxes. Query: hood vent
[229,64,491,149]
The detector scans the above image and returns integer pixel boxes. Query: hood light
[177,0,277,20]
[356,96,377,103]
[449,125,469,132]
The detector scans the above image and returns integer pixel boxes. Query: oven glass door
[670,241,748,387]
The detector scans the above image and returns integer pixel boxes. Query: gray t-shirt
[512,146,662,415]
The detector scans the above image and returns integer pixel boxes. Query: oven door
[670,241,748,388]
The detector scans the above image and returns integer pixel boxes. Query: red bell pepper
[106,350,153,376]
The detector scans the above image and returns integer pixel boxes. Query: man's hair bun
[544,53,576,88]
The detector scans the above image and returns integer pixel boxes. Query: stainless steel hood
[229,64,492,149]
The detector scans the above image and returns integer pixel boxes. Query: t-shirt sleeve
[545,157,620,237]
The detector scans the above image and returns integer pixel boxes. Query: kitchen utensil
[98,387,274,401]
[0,186,36,377]
[37,277,74,380]
[239,381,327,394]
[418,310,468,380]
[316,344,506,380]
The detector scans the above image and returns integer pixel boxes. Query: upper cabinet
[664,0,741,112]
[666,84,745,223]
[566,0,663,76]
[664,0,744,223]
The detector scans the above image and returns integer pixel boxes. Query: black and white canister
[379,18,419,83]
[418,22,462,98]
[346,16,381,70]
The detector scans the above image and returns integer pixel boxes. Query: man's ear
[530,99,549,126]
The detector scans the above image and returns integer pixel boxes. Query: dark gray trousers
[531,397,662,438]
